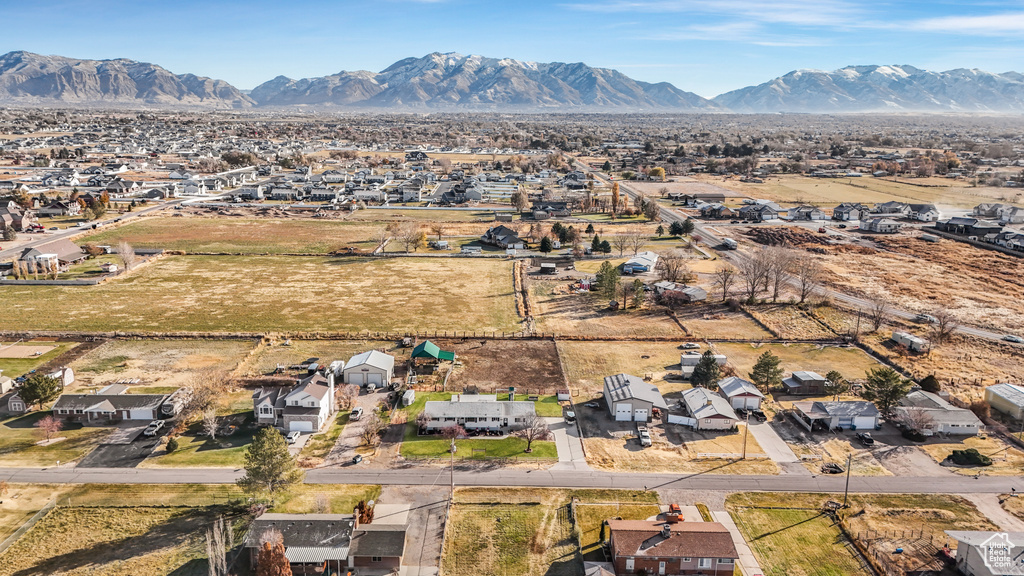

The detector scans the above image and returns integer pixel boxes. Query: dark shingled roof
[608,520,738,560]
[350,525,407,558]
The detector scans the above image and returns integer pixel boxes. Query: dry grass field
[790,439,891,476]
[80,216,385,254]
[1,255,520,334]
[746,304,837,340]
[556,340,685,397]
[713,342,880,382]
[440,338,564,394]
[69,339,254,388]
[0,484,72,543]
[530,280,683,338]
[348,208,505,222]
[583,436,778,475]
[919,435,1024,476]
[675,306,774,339]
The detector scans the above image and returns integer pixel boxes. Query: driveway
[712,511,765,576]
[746,420,809,475]
[325,389,382,465]
[545,417,590,471]
[77,424,161,468]
[379,485,446,576]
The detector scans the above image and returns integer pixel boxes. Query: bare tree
[35,415,64,441]
[313,493,331,514]
[429,223,447,241]
[360,413,386,447]
[205,515,233,576]
[867,296,890,332]
[657,249,692,284]
[625,225,648,256]
[737,248,771,303]
[713,264,737,302]
[898,407,935,432]
[437,158,452,174]
[766,246,795,303]
[932,307,960,344]
[514,414,552,453]
[202,407,219,441]
[338,384,360,411]
[372,226,390,249]
[511,190,529,213]
[792,253,823,303]
[397,222,426,253]
[116,241,137,271]
[611,233,630,257]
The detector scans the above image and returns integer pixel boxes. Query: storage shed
[985,383,1024,420]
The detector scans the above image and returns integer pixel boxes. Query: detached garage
[344,350,395,387]
[603,373,668,423]
[718,377,765,410]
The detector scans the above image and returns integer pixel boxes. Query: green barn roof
[411,340,455,361]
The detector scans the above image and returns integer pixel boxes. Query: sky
[3,0,1024,98]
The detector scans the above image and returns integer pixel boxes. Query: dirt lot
[556,340,687,398]
[919,434,1024,476]
[675,305,774,339]
[530,279,684,338]
[2,255,521,334]
[244,338,402,377]
[68,339,255,388]
[0,341,79,379]
[440,338,564,394]
[745,304,837,340]
[713,341,881,383]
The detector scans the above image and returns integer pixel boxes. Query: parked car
[856,432,875,446]
[818,227,826,233]
[735,408,748,418]
[915,313,938,324]
[680,342,701,350]
[838,224,848,229]
[351,454,363,465]
[286,431,301,444]
[821,462,845,474]
[351,407,363,420]
[638,427,652,447]
[142,420,164,437]
[49,226,58,230]
[564,411,576,424]
[751,410,767,422]
[730,220,740,224]
[1002,334,1024,344]
[583,402,601,409]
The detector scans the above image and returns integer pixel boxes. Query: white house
[344,350,395,387]
[718,377,765,410]
[793,400,879,431]
[420,394,535,432]
[895,390,982,436]
[252,372,336,432]
[46,367,75,388]
[681,387,738,430]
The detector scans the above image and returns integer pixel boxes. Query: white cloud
[560,0,862,27]
[907,12,1024,35]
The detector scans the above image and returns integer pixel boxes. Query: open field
[676,306,774,339]
[440,338,564,394]
[244,339,401,377]
[0,341,79,378]
[713,342,881,383]
[919,434,1024,476]
[746,304,837,340]
[0,483,71,543]
[0,412,110,467]
[2,255,520,333]
[556,340,685,397]
[694,173,1011,209]
[583,436,778,474]
[69,339,254,388]
[80,216,384,254]
[348,208,506,222]
[531,280,683,338]
[1003,494,1024,521]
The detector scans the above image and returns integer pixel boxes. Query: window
[371,556,382,563]
[260,406,272,415]
[718,558,734,564]
[704,419,713,424]
[698,558,711,568]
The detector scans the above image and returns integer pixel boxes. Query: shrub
[726,298,741,312]
[951,448,992,466]
[165,437,179,453]
[919,375,941,393]
[970,400,991,421]
[901,428,927,442]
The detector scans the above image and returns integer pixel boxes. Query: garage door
[614,403,633,422]
[289,420,314,432]
[634,408,648,422]
[366,373,383,386]
[129,409,153,420]
[852,416,875,430]
[744,397,761,410]
[731,398,744,410]
[348,373,364,385]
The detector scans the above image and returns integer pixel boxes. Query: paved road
[2,466,1020,495]
[575,162,1010,343]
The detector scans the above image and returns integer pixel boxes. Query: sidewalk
[712,510,764,576]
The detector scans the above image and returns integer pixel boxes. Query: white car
[142,420,164,437]
[286,431,301,444]
[351,407,363,420]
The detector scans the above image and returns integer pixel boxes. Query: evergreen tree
[602,160,612,171]
[600,240,612,253]
[669,221,685,236]
[749,351,783,392]
[591,234,601,252]
[691,350,721,390]
[18,374,62,410]
[862,367,913,416]
[237,427,304,503]
[655,225,665,236]
[585,223,595,234]
[595,261,620,299]
[919,374,941,393]
[539,237,553,253]
[681,219,695,235]
[256,538,292,576]
[824,370,849,401]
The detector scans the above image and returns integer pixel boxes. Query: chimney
[662,524,671,538]
[706,399,713,407]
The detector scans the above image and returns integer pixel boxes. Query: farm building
[718,377,765,410]
[680,387,738,430]
[623,251,659,274]
[895,390,981,436]
[411,340,455,363]
[679,352,727,380]
[781,371,828,396]
[984,383,1024,420]
[892,331,930,352]
[793,400,879,431]
[344,350,395,387]
[603,373,668,422]
[420,394,535,432]
[654,282,707,303]
[607,520,738,576]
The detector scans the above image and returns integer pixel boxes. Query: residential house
[421,394,536,432]
[36,200,81,217]
[480,225,525,249]
[19,239,87,270]
[908,203,941,222]
[944,531,1024,576]
[52,384,177,422]
[895,390,982,436]
[0,375,26,415]
[793,400,879,431]
[974,202,1024,224]
[832,202,868,221]
[698,203,737,220]
[653,282,707,303]
[984,383,1024,420]
[0,201,38,231]
[105,179,140,196]
[789,205,828,221]
[781,371,828,395]
[859,218,903,233]
[717,377,765,410]
[252,372,336,433]
[936,217,1004,237]
[603,373,669,422]
[343,350,395,387]
[681,193,726,206]
[872,201,911,217]
[245,513,407,575]
[607,520,738,576]
[623,251,659,274]
[737,203,779,222]
[680,387,738,430]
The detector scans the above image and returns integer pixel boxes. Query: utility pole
[450,436,455,499]
[842,453,853,508]
[741,410,750,460]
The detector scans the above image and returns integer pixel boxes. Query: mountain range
[3,51,1024,113]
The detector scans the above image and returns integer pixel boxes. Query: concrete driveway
[746,420,808,475]
[379,485,446,576]
[545,417,590,470]
[326,389,382,465]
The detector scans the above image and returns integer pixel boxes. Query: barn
[603,373,668,422]
[344,350,395,387]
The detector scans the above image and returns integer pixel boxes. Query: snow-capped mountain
[249,52,719,111]
[713,65,1024,113]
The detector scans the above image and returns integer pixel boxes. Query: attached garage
[614,403,633,422]
[718,377,765,411]
[289,420,314,432]
[366,373,383,386]
[851,416,877,430]
[128,408,156,420]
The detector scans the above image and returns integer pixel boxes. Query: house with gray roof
[52,384,175,422]
[717,376,765,410]
[984,383,1024,420]
[681,387,738,430]
[782,371,828,396]
[603,373,668,422]
[244,513,407,575]
[793,400,879,431]
[895,390,981,436]
[253,372,335,433]
[421,394,535,432]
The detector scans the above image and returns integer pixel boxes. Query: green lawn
[299,412,349,460]
[576,501,661,559]
[0,341,79,378]
[142,413,255,469]
[0,412,109,467]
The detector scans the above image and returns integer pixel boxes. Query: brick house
[607,520,738,575]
